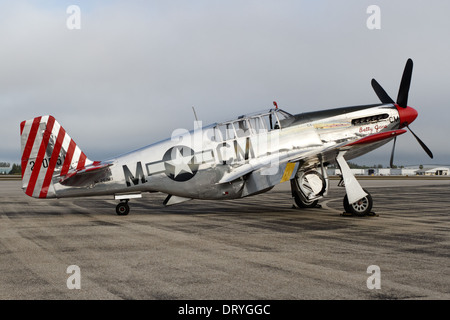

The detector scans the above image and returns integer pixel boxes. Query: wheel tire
[293,192,319,208]
[343,189,372,216]
[116,202,130,216]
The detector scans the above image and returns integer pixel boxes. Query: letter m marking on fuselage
[123,162,147,187]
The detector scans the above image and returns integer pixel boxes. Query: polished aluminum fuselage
[52,104,401,200]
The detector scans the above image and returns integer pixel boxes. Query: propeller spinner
[371,59,433,167]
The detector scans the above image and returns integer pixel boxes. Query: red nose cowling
[396,104,418,128]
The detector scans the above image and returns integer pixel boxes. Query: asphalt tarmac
[0,178,449,300]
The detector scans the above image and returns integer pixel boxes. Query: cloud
[1,1,449,166]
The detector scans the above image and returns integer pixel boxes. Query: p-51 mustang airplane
[20,59,432,216]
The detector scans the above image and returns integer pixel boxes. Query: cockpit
[211,108,293,142]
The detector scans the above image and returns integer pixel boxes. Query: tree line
[0,163,21,175]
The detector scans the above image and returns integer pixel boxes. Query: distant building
[416,167,449,176]
[327,166,450,176]
[400,168,418,176]
[368,168,391,176]
[327,168,366,176]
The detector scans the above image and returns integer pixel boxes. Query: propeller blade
[390,136,397,168]
[371,79,395,104]
[407,125,434,159]
[396,58,413,108]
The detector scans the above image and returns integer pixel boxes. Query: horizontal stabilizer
[59,162,112,187]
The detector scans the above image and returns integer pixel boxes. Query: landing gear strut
[336,151,375,217]
[116,200,130,216]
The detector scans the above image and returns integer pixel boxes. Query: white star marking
[166,148,194,178]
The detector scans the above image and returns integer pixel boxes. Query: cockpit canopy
[212,108,293,142]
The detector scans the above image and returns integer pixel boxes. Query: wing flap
[217,130,406,185]
[217,148,319,184]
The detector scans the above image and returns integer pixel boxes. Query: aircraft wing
[334,129,407,158]
[59,162,113,187]
[218,129,407,185]
[217,148,320,184]
[344,129,407,147]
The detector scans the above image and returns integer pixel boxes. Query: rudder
[20,115,92,198]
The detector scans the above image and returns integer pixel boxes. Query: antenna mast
[192,106,199,122]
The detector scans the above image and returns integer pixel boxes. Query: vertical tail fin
[20,115,92,198]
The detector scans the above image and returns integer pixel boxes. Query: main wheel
[343,189,373,216]
[293,191,319,208]
[116,202,130,216]
[290,177,320,209]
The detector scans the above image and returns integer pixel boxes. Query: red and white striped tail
[20,115,93,198]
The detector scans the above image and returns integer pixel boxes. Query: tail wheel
[116,201,130,216]
[343,189,373,216]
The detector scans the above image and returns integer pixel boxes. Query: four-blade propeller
[371,59,433,167]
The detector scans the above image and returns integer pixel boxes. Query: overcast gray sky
[1,0,449,167]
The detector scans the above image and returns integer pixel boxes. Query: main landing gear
[291,164,328,209]
[336,151,375,217]
[342,188,374,217]
[291,171,323,208]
